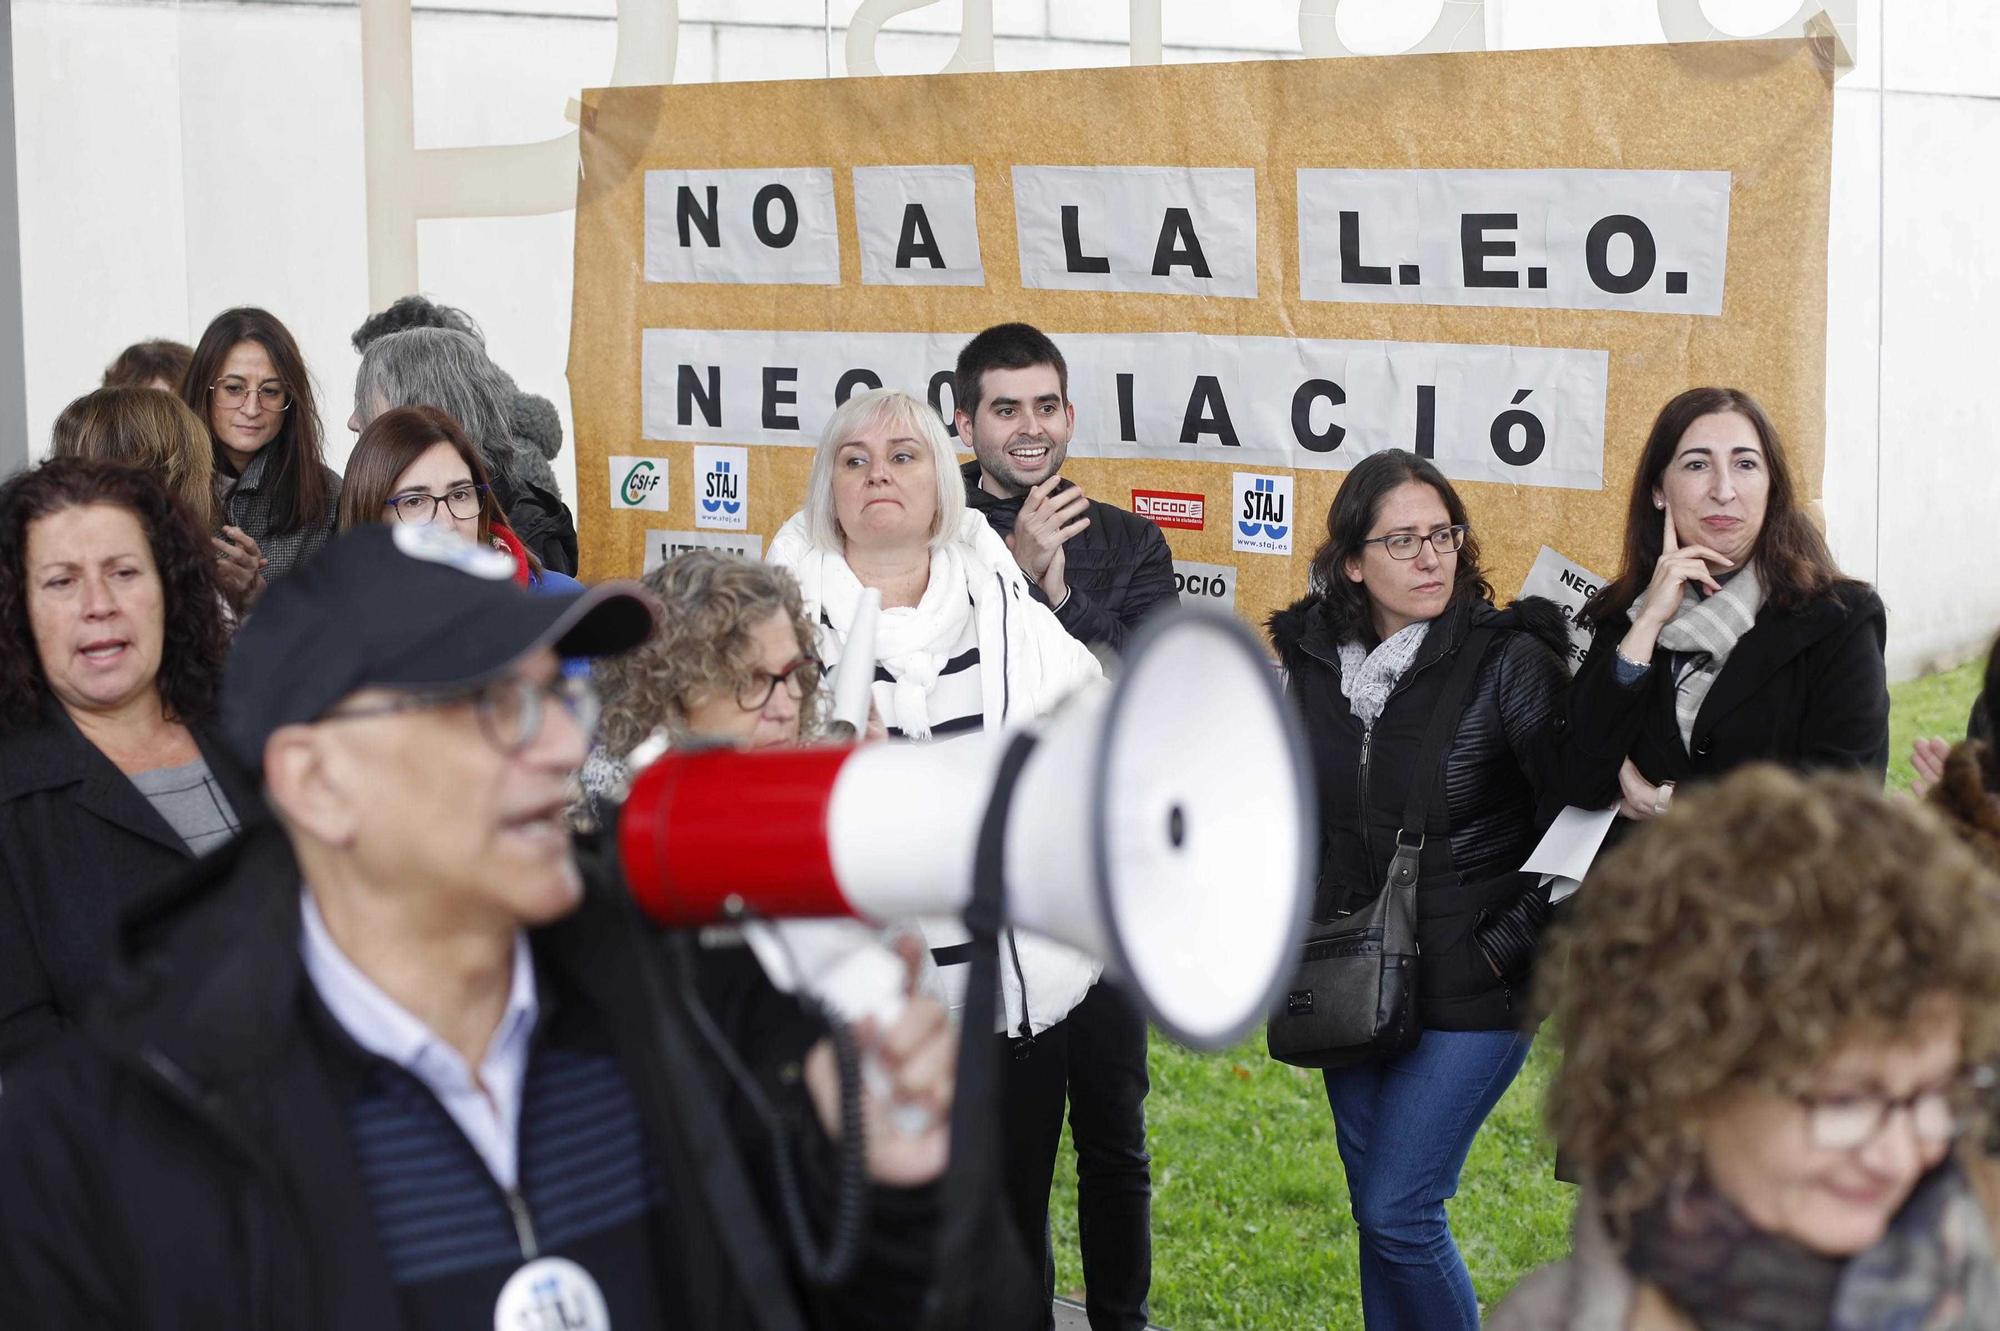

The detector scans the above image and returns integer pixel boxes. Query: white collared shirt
[299,890,540,1190]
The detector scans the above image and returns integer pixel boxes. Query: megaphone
[618,609,1314,1051]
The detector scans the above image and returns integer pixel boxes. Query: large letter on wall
[1298,0,1485,58]
[846,0,994,76]
[1656,0,1856,71]
[360,0,681,308]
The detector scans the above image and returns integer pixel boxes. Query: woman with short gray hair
[350,328,579,573]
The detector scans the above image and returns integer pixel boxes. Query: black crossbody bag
[1267,628,1494,1069]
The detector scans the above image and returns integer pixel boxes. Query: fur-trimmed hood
[1267,589,1572,675]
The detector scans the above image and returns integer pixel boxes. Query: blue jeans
[1322,1030,1533,1330]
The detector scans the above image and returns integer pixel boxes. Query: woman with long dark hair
[181,307,340,582]
[1268,449,1570,1329]
[1555,386,1888,825]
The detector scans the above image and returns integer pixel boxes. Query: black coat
[0,822,960,1330]
[1553,582,1889,809]
[961,460,1178,653]
[1268,592,1571,1031]
[0,699,256,1068]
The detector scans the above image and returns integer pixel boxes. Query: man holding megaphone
[0,525,961,1331]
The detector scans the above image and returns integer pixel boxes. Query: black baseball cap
[223,524,657,769]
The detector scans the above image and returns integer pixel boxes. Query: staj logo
[694,445,749,530]
[1131,489,1204,531]
[1231,473,1294,556]
[609,456,672,512]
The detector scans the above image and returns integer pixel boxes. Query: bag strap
[1396,625,1498,844]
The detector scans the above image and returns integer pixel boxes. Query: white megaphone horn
[617,609,1315,1051]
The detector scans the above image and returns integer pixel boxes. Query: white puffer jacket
[769,510,1105,1038]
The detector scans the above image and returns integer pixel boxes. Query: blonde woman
[49,386,263,613]
[768,386,1103,1319]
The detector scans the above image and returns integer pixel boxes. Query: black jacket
[0,699,256,1068]
[1268,592,1571,1031]
[961,460,1178,653]
[493,472,580,577]
[0,822,950,1330]
[1553,582,1890,809]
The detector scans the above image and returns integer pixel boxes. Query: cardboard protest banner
[570,38,1833,632]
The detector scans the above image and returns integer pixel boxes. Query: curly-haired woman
[1492,765,2000,1329]
[579,550,824,817]
[0,459,252,1068]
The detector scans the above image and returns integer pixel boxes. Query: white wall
[13,0,1997,678]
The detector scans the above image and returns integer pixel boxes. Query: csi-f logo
[1231,472,1294,556]
[694,446,749,529]
[623,462,662,505]
[608,455,671,512]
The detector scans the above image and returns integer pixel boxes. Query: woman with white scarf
[769,387,1104,1315]
[1555,386,1889,831]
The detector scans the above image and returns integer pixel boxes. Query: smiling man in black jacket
[0,525,958,1331]
[954,323,1174,1331]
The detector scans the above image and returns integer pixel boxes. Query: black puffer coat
[1268,592,1571,1031]
[961,461,1177,654]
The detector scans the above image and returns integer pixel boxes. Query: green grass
[1044,661,1986,1329]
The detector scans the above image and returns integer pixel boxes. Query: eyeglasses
[385,484,489,525]
[736,657,820,712]
[208,379,290,412]
[1793,1067,1996,1152]
[1357,524,1468,561]
[324,674,600,755]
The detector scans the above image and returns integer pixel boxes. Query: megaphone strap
[920,731,1043,1329]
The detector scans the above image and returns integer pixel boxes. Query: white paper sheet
[1521,803,1619,905]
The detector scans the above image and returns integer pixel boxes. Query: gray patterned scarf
[1338,621,1430,727]
[1654,563,1764,753]
[1623,1158,2000,1331]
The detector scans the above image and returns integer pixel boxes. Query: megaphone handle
[804,943,936,1139]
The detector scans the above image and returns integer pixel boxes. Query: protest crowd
[0,296,1997,1331]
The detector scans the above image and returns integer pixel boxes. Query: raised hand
[1618,502,1734,663]
[1004,476,1090,601]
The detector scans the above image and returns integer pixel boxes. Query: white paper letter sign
[854,166,984,287]
[1298,169,1731,315]
[645,168,841,286]
[1012,166,1257,298]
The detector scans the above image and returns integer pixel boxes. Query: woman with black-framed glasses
[338,406,582,595]
[1267,448,1571,1330]
[1492,766,2000,1330]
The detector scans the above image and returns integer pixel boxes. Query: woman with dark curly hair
[1492,765,2000,1330]
[0,459,252,1067]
